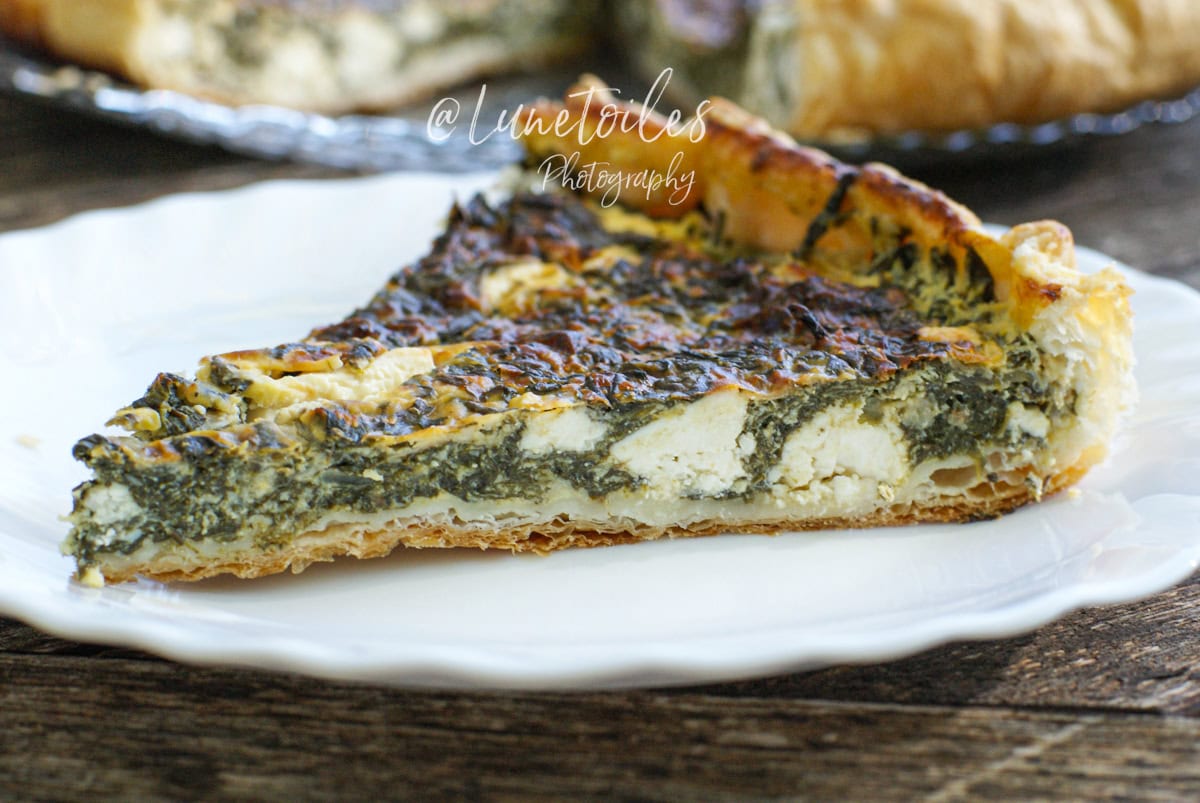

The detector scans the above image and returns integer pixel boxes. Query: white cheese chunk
[520,406,607,454]
[609,391,751,497]
[772,402,909,488]
[82,485,142,527]
[1006,402,1051,439]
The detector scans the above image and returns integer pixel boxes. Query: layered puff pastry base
[64,79,1133,584]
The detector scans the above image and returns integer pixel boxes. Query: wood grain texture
[1,89,1199,800]
[2,653,1199,801]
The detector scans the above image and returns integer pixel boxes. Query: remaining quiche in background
[0,0,599,111]
[65,79,1133,585]
[5,0,1200,141]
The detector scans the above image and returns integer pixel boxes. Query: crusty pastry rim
[518,74,1076,325]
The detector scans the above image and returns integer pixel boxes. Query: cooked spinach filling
[71,358,1053,564]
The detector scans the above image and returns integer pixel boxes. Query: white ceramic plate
[1,174,1198,690]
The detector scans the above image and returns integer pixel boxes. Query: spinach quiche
[65,79,1134,584]
[0,0,596,112]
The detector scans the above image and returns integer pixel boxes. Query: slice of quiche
[66,78,1134,585]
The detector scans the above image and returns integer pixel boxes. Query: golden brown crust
[688,0,1200,138]
[0,0,144,79]
[523,75,1133,347]
[0,0,48,46]
[518,75,1071,322]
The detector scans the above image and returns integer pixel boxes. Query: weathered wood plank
[1,653,1199,801]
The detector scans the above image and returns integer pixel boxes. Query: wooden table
[2,91,1199,800]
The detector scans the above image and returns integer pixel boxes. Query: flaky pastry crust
[625,0,1200,138]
